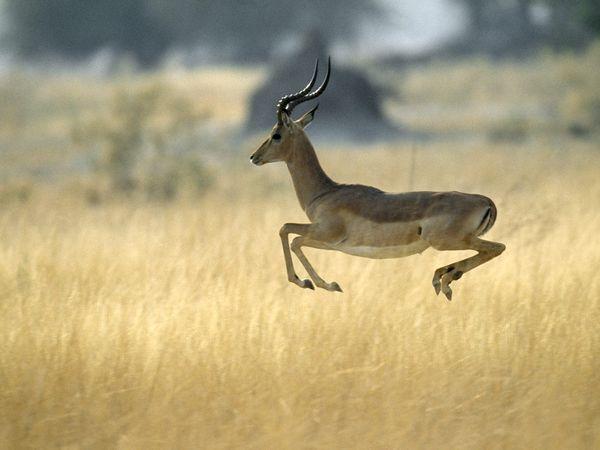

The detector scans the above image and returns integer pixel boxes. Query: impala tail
[477,199,497,237]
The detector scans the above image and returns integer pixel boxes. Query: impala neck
[286,133,336,211]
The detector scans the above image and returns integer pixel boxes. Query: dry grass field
[1,47,599,449]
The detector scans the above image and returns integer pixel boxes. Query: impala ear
[296,104,319,129]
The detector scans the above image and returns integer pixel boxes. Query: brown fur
[250,106,505,300]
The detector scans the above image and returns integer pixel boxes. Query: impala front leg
[291,236,342,292]
[279,223,315,290]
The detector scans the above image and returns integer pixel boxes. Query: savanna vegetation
[0,44,599,449]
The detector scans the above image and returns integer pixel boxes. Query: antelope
[249,59,505,300]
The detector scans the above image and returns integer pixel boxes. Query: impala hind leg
[291,237,342,292]
[431,237,505,301]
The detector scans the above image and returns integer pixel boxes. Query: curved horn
[286,57,331,114]
[276,59,319,125]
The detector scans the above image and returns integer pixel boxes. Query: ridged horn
[285,57,331,115]
[276,59,319,125]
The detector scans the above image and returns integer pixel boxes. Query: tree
[451,0,596,56]
[4,0,384,66]
[579,0,600,34]
[457,0,536,37]
[4,0,172,67]
[548,0,600,35]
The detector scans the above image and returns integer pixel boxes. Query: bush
[488,115,530,142]
[71,81,213,201]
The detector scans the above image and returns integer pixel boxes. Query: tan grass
[1,142,599,449]
[392,42,600,135]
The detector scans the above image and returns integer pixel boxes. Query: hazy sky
[354,0,465,56]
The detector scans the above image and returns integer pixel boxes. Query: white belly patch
[331,240,430,259]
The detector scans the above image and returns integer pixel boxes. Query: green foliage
[578,0,600,34]
[535,0,600,35]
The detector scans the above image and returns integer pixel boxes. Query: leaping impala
[250,59,505,300]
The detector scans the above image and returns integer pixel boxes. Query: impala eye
[272,133,281,141]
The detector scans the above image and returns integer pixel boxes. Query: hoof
[432,269,447,296]
[328,282,343,293]
[443,289,452,301]
[303,279,315,290]
[432,280,441,296]
[292,276,314,290]
[441,279,453,301]
[440,270,455,301]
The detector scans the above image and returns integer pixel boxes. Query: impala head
[250,58,331,166]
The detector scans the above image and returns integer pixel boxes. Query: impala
[250,59,505,300]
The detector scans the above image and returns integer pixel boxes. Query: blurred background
[0,0,598,203]
[2,3,600,448]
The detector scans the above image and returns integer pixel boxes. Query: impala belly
[331,239,430,259]
[327,214,431,259]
